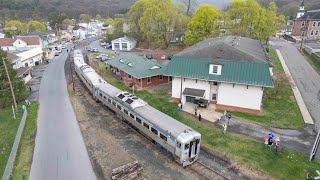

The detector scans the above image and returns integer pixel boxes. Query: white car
[93,48,99,52]
[56,49,62,53]
[100,42,106,46]
[61,45,66,49]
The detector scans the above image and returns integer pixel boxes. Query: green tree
[4,20,25,37]
[95,14,103,21]
[48,12,66,30]
[128,0,150,42]
[139,0,177,48]
[62,18,73,26]
[184,4,220,45]
[27,20,46,32]
[79,14,91,23]
[104,18,115,26]
[0,50,27,108]
[228,0,262,37]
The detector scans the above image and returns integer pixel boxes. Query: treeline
[3,20,46,37]
[105,0,285,48]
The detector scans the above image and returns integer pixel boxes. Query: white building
[0,32,5,38]
[111,36,137,51]
[165,36,274,114]
[1,37,43,83]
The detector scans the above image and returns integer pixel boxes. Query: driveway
[29,45,97,180]
[270,38,320,129]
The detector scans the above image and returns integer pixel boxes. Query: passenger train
[73,50,201,166]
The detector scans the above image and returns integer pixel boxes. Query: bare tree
[184,0,197,16]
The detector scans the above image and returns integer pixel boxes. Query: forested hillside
[0,0,135,20]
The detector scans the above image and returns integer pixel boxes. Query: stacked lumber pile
[111,161,146,180]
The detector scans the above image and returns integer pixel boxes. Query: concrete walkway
[276,49,314,124]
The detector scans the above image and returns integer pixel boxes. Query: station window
[99,93,102,97]
[147,77,152,83]
[160,133,167,142]
[185,144,190,150]
[117,105,122,110]
[213,81,218,86]
[151,127,158,135]
[108,98,111,103]
[103,96,106,99]
[112,101,116,106]
[143,122,149,129]
[159,75,163,80]
[130,113,135,119]
[136,117,142,124]
[176,142,181,149]
[124,109,128,115]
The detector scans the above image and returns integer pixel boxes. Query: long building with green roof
[165,36,274,113]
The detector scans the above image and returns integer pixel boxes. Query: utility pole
[2,57,18,111]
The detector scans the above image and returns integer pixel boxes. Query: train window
[151,127,158,135]
[125,98,133,105]
[117,94,125,99]
[185,144,189,150]
[124,109,128,115]
[136,117,142,124]
[176,142,181,149]
[130,113,135,119]
[112,101,116,106]
[103,96,106,99]
[108,98,111,103]
[99,93,102,97]
[160,133,167,142]
[143,122,149,129]
[117,105,122,110]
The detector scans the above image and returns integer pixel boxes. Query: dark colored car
[198,98,209,108]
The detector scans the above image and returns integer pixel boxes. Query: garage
[183,88,206,103]
[186,96,195,103]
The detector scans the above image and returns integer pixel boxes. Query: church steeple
[297,0,305,19]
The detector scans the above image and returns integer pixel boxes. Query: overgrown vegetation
[10,102,39,180]
[302,49,320,72]
[0,49,28,108]
[87,54,320,179]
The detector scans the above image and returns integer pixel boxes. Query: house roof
[298,9,320,20]
[164,56,273,87]
[20,31,55,40]
[0,37,41,46]
[112,36,136,43]
[175,36,270,64]
[108,54,166,79]
[6,52,20,63]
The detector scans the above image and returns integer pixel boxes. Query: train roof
[96,83,195,139]
[84,71,106,85]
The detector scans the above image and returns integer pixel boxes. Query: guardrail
[309,129,320,161]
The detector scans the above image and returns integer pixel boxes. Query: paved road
[270,38,320,129]
[29,46,97,180]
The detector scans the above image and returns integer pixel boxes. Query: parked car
[161,55,166,60]
[56,49,62,53]
[55,52,60,56]
[104,43,112,49]
[92,48,99,52]
[100,42,106,46]
[61,45,66,49]
[197,98,209,108]
[146,54,153,59]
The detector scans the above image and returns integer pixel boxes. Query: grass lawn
[220,49,304,129]
[88,55,320,179]
[303,49,320,72]
[0,106,22,177]
[10,102,39,179]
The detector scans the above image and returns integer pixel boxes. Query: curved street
[29,43,97,180]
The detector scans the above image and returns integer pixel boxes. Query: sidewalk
[27,63,48,101]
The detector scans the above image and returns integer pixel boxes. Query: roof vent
[119,59,124,63]
[116,92,147,109]
[127,62,133,67]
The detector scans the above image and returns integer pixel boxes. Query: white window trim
[301,21,305,27]
[128,74,132,79]
[159,75,163,81]
[147,77,152,83]
[311,30,314,36]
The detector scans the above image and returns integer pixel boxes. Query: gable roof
[6,52,20,63]
[175,36,270,64]
[20,31,55,40]
[298,9,320,20]
[0,37,41,46]
[111,36,136,43]
[164,56,273,87]
[108,54,166,79]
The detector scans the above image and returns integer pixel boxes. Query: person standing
[194,106,197,116]
[268,137,273,151]
[198,113,202,121]
[275,137,280,153]
[178,103,181,111]
[227,112,232,124]
[223,123,228,134]
[223,110,227,122]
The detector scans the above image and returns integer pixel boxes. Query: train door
[175,141,182,157]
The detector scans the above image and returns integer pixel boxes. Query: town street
[29,46,97,180]
[270,38,320,129]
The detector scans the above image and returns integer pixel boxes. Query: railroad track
[188,160,230,180]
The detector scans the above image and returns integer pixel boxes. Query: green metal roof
[164,56,273,87]
[107,54,166,79]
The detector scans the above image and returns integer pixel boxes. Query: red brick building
[107,54,170,88]
[292,1,320,40]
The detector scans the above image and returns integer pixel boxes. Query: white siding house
[165,56,273,114]
[111,36,137,51]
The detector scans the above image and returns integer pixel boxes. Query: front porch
[181,102,222,123]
